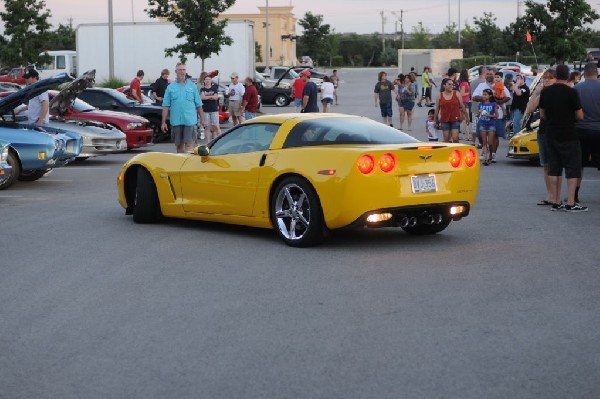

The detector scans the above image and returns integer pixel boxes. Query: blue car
[0,73,83,190]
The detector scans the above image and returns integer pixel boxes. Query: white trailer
[76,21,255,84]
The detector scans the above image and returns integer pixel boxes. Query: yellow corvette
[507,119,540,163]
[117,113,480,246]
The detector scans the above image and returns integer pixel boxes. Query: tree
[324,31,340,67]
[472,12,503,56]
[460,24,478,57]
[44,22,76,51]
[522,0,599,63]
[0,0,52,66]
[297,12,331,66]
[145,0,236,71]
[255,42,263,63]
[434,23,458,49]
[410,22,430,49]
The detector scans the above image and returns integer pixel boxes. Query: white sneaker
[480,151,485,160]
[492,153,497,163]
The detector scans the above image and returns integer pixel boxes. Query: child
[425,109,439,142]
[493,72,507,117]
[477,89,499,165]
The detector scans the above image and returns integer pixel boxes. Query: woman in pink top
[458,69,472,142]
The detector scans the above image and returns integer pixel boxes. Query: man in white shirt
[227,72,246,126]
[472,68,511,162]
[18,69,50,128]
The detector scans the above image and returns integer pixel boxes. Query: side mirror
[195,145,210,157]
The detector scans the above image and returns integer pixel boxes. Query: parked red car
[0,67,34,85]
[48,90,153,150]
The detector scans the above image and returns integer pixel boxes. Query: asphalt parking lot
[1,68,599,398]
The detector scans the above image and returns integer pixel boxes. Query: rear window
[283,117,420,148]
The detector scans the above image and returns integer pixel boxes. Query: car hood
[0,73,72,114]
[49,70,96,114]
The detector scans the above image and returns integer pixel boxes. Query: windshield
[108,89,134,104]
[72,98,97,112]
[283,117,420,148]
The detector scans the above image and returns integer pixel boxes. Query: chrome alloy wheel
[274,183,311,241]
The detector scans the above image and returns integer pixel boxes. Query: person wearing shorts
[539,64,586,211]
[162,63,205,153]
[199,75,221,141]
[227,72,245,126]
[374,71,396,127]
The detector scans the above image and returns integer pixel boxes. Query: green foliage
[44,23,76,50]
[410,23,430,49]
[255,41,263,63]
[472,12,503,56]
[434,23,458,49]
[297,12,331,65]
[522,0,599,63]
[0,0,52,66]
[145,0,235,68]
[99,77,127,88]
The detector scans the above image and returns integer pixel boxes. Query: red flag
[526,31,532,43]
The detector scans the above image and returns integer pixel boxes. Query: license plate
[411,174,437,193]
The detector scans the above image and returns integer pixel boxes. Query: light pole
[458,0,461,45]
[391,10,404,50]
[108,0,114,80]
[265,0,270,72]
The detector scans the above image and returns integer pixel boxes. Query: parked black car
[254,72,292,107]
[78,87,170,142]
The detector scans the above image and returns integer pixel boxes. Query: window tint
[210,123,279,155]
[80,91,114,107]
[283,117,420,148]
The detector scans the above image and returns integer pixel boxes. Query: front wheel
[132,168,161,223]
[0,151,20,190]
[274,94,290,107]
[148,118,167,143]
[270,177,324,247]
[18,169,50,182]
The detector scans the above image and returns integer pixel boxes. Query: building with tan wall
[219,6,297,68]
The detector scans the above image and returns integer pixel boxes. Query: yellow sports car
[507,119,540,163]
[117,113,480,247]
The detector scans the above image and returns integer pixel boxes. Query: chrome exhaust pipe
[425,214,435,225]
[408,216,418,227]
[399,217,409,228]
[434,214,443,224]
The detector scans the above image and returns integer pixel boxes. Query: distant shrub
[99,77,126,88]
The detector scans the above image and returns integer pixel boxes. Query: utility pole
[458,0,461,45]
[108,0,114,80]
[380,10,386,53]
[265,0,270,71]
[391,10,405,50]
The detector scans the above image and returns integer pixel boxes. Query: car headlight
[1,147,8,164]
[278,82,291,89]
[126,122,143,130]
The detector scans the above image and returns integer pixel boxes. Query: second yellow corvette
[117,113,480,246]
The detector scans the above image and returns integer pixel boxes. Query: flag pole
[526,31,538,67]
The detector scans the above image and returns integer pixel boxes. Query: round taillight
[357,155,375,174]
[464,148,477,167]
[378,153,396,173]
[449,149,462,168]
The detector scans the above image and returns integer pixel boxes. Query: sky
[35,0,600,35]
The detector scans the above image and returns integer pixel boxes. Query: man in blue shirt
[301,70,319,113]
[161,63,206,153]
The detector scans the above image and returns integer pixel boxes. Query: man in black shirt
[301,70,319,113]
[539,64,585,212]
[510,74,530,133]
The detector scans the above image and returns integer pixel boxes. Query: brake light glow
[449,150,462,168]
[463,148,477,167]
[357,155,375,174]
[378,153,396,173]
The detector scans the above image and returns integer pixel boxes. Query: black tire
[148,117,167,143]
[18,169,49,182]
[0,150,20,190]
[132,168,160,223]
[401,216,451,235]
[270,176,324,247]
[274,94,290,107]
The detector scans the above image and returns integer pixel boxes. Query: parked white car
[495,62,532,76]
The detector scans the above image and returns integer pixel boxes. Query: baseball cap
[300,70,311,77]
[23,69,39,79]
[230,72,239,79]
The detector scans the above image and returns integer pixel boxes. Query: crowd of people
[375,62,599,212]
